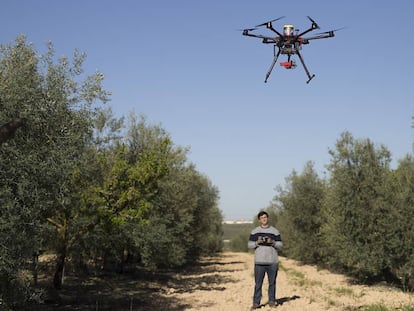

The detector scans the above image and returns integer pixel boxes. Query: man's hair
[257,211,269,219]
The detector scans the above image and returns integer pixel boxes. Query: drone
[242,16,341,83]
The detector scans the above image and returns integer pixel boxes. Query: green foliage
[122,115,222,266]
[320,132,394,279]
[268,130,414,289]
[77,113,223,270]
[273,161,325,263]
[0,35,109,304]
[222,223,254,240]
[229,233,250,252]
[0,36,223,308]
[223,223,253,252]
[387,155,414,290]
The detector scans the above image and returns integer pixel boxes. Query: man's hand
[256,236,264,245]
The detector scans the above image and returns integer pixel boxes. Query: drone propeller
[238,27,257,32]
[255,16,285,28]
[314,27,346,35]
[307,16,320,29]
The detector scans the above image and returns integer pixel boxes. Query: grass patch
[281,265,322,288]
[289,269,305,279]
[326,297,339,307]
[360,305,389,311]
[333,286,354,296]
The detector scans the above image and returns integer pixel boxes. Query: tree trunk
[32,250,39,286]
[48,217,69,290]
[53,250,66,290]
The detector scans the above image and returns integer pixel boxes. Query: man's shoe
[268,301,278,307]
[251,304,262,310]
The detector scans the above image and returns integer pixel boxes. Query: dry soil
[166,251,414,311]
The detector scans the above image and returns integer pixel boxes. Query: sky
[1,1,413,221]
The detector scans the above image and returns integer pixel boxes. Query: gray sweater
[248,225,282,265]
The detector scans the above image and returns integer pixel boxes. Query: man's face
[259,214,269,227]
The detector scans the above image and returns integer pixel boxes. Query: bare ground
[33,251,414,311]
[165,252,414,311]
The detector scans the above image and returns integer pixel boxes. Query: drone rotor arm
[301,30,338,43]
[242,31,280,43]
[301,27,344,42]
[296,16,321,37]
[297,26,318,38]
[267,25,284,37]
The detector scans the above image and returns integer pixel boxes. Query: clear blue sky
[2,1,413,220]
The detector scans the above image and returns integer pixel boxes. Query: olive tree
[320,131,394,279]
[273,161,325,263]
[0,35,109,306]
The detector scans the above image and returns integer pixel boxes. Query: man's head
[257,211,269,227]
[257,211,268,219]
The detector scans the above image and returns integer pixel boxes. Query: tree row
[0,36,223,309]
[272,131,414,290]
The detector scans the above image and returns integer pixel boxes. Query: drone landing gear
[296,49,315,84]
[264,49,281,83]
[264,45,316,83]
[306,74,315,84]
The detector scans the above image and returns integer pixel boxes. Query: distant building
[222,219,253,224]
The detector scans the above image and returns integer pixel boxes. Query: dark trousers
[253,262,279,305]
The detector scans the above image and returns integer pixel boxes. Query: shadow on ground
[26,255,242,311]
[276,295,301,305]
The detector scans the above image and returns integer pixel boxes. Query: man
[248,211,283,309]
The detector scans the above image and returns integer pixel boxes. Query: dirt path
[165,251,414,311]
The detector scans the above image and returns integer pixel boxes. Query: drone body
[242,16,340,83]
